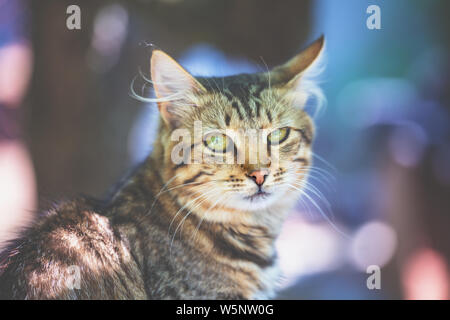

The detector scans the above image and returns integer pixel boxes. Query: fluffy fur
[0,36,325,299]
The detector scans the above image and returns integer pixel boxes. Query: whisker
[294,167,336,186]
[286,183,349,238]
[288,168,335,191]
[167,188,216,236]
[169,190,217,256]
[301,166,336,180]
[145,178,220,218]
[291,180,332,212]
[145,174,181,216]
[189,192,231,244]
[312,152,337,172]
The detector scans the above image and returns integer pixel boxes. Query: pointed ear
[271,36,326,110]
[150,50,206,126]
[271,35,325,86]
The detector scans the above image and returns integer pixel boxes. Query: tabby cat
[0,36,325,299]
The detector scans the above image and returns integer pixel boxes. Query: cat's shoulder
[0,198,116,295]
[0,197,146,299]
[1,196,113,261]
[34,196,110,235]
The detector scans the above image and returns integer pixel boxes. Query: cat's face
[151,37,324,223]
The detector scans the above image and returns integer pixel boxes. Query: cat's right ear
[271,36,325,86]
[150,50,206,127]
[270,36,326,110]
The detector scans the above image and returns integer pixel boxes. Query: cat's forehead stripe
[198,74,269,121]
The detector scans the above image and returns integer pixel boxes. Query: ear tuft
[150,50,206,98]
[271,36,326,114]
[271,35,325,85]
[150,50,206,126]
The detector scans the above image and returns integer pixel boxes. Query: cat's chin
[246,197,278,210]
[225,184,302,212]
[225,192,282,211]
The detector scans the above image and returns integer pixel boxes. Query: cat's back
[0,199,146,299]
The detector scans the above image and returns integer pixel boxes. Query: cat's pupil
[268,127,289,144]
[211,136,221,147]
[205,134,229,152]
[272,130,281,139]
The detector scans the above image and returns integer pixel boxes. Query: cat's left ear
[150,50,207,126]
[271,35,325,88]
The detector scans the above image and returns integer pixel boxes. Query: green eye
[204,134,230,152]
[268,127,290,145]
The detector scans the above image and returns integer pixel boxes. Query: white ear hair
[289,44,327,117]
[148,50,206,126]
[272,36,327,117]
[151,50,206,100]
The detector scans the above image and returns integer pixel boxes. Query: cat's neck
[105,157,291,298]
[107,157,287,260]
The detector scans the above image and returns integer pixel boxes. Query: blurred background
[0,0,449,299]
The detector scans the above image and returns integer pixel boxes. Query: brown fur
[0,37,325,299]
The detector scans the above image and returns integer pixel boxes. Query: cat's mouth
[244,190,272,201]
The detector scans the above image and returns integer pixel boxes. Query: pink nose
[248,169,269,186]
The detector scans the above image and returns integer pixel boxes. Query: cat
[0,36,325,299]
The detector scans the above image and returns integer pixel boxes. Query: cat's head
[149,36,325,223]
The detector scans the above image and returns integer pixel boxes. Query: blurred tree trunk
[131,0,313,66]
[27,0,117,204]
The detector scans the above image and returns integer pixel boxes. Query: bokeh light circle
[350,221,397,271]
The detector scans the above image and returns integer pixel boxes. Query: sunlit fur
[0,37,325,300]
[158,80,315,219]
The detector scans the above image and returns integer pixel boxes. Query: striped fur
[0,37,325,299]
